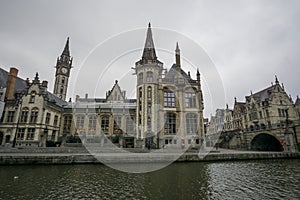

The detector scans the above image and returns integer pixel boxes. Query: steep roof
[0,67,27,92]
[163,64,195,84]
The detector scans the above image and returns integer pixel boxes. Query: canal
[0,159,299,199]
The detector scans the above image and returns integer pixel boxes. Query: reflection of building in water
[0,23,205,148]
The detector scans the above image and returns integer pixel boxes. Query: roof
[0,68,27,93]
[47,92,68,107]
[245,85,275,102]
[163,64,196,84]
[295,97,300,106]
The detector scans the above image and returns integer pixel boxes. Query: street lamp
[12,98,22,148]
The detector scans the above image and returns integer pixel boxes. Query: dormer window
[29,91,36,103]
[138,73,143,84]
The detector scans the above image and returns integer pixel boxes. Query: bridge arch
[250,133,282,151]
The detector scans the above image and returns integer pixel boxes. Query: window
[101,115,110,134]
[186,113,198,135]
[126,116,135,134]
[76,115,85,129]
[164,113,176,135]
[185,92,196,108]
[30,109,39,123]
[45,113,51,124]
[51,130,56,141]
[20,109,29,123]
[164,91,175,107]
[113,116,122,134]
[266,109,269,118]
[54,115,59,126]
[146,71,153,82]
[147,87,152,100]
[147,103,152,115]
[7,111,15,122]
[88,115,97,130]
[63,115,72,133]
[259,111,263,119]
[29,96,35,103]
[17,128,25,140]
[138,73,143,84]
[27,128,35,140]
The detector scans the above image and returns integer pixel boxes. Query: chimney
[85,93,88,99]
[5,67,18,100]
[75,95,80,102]
[42,80,48,88]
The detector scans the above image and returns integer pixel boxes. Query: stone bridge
[208,123,300,152]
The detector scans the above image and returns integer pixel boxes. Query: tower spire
[62,37,70,56]
[175,42,181,70]
[142,23,157,62]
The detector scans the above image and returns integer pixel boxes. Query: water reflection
[0,160,299,199]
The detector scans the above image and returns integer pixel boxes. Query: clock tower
[53,37,72,101]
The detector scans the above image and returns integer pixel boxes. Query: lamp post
[12,98,22,148]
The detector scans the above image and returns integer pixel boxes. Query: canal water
[0,159,299,200]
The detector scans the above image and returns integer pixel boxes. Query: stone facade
[0,24,205,149]
[207,76,300,152]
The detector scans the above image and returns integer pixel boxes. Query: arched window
[76,115,85,130]
[88,115,97,132]
[126,116,135,134]
[113,116,122,134]
[147,86,152,100]
[185,92,196,108]
[186,113,198,135]
[146,71,153,82]
[138,73,143,84]
[164,113,176,135]
[101,115,110,134]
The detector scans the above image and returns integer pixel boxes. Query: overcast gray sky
[0,0,299,117]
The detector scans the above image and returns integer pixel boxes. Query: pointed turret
[62,37,70,56]
[175,42,181,71]
[142,23,157,63]
[197,68,200,81]
[275,75,279,85]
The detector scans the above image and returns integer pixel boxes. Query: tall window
[126,116,135,134]
[186,113,198,135]
[146,71,153,82]
[20,109,28,123]
[27,128,35,140]
[113,116,122,134]
[54,115,59,126]
[51,130,56,141]
[164,113,176,135]
[164,91,175,107]
[266,109,270,118]
[185,92,196,108]
[101,115,110,134]
[30,109,39,123]
[63,115,72,133]
[88,115,97,131]
[45,113,51,124]
[76,115,85,129]
[17,128,25,140]
[138,73,143,84]
[7,111,15,123]
[147,87,152,100]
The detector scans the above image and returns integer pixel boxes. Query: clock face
[61,67,68,74]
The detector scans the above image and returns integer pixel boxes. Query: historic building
[0,24,205,148]
[207,76,300,151]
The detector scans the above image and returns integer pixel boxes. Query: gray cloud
[0,0,299,117]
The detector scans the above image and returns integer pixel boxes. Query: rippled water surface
[0,160,299,199]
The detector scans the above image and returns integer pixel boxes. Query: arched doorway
[251,133,282,151]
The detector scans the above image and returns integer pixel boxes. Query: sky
[0,0,299,118]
